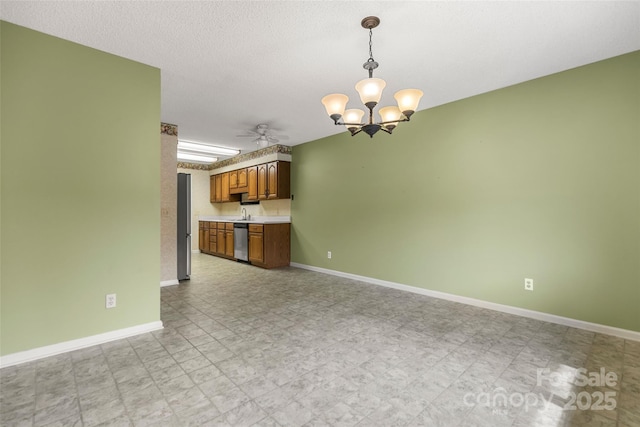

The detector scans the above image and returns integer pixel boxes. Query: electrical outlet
[524,278,534,291]
[106,293,117,308]
[327,251,332,259]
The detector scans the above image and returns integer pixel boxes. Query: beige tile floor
[1,253,639,426]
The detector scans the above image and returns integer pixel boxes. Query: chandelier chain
[368,28,374,62]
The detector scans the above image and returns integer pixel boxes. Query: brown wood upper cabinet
[258,161,290,200]
[221,172,230,201]
[210,175,222,203]
[230,168,248,194]
[210,172,240,203]
[229,170,238,189]
[257,164,268,200]
[247,166,258,200]
[210,161,289,203]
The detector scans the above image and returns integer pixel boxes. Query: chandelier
[321,16,423,138]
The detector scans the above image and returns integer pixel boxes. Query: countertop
[198,215,291,224]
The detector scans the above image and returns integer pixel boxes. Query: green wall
[1,22,161,355]
[291,51,640,332]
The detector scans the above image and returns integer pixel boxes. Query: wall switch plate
[106,293,117,308]
[327,251,332,259]
[524,278,534,291]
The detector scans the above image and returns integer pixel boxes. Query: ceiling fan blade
[239,124,289,143]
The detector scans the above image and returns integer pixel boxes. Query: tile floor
[1,253,639,426]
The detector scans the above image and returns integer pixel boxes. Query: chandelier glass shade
[321,16,423,138]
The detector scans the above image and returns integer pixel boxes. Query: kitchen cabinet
[211,162,289,203]
[237,169,248,188]
[247,166,258,200]
[210,173,240,203]
[248,224,264,264]
[225,223,234,258]
[266,162,278,199]
[221,173,230,202]
[216,225,226,255]
[210,174,222,203]
[257,164,267,200]
[200,220,289,268]
[213,223,234,258]
[229,170,238,189]
[199,221,218,254]
[230,168,248,194]
[248,223,290,268]
[258,161,290,200]
[208,222,217,254]
[199,222,207,252]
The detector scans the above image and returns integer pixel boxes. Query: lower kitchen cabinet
[225,223,234,258]
[207,222,233,259]
[199,222,207,252]
[199,221,290,268]
[248,225,264,264]
[208,222,217,253]
[216,226,226,256]
[248,223,290,269]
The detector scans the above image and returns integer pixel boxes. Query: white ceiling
[2,1,639,160]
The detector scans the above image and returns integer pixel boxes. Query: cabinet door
[229,170,238,189]
[248,232,264,264]
[221,172,231,202]
[217,229,225,254]
[257,164,268,200]
[225,230,234,257]
[214,175,222,202]
[247,167,258,200]
[199,228,206,252]
[237,168,248,188]
[209,175,216,203]
[267,162,278,199]
[209,234,217,253]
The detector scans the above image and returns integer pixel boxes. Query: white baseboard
[290,263,640,342]
[160,279,179,287]
[0,321,164,369]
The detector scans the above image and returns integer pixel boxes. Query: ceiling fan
[236,124,289,148]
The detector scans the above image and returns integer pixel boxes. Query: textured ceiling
[2,1,639,159]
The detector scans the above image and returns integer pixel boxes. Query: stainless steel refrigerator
[177,173,191,281]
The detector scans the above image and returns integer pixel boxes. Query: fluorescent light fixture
[178,140,239,156]
[177,152,218,163]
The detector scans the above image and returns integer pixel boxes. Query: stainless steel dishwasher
[233,223,248,261]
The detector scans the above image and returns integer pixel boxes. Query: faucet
[241,208,247,220]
